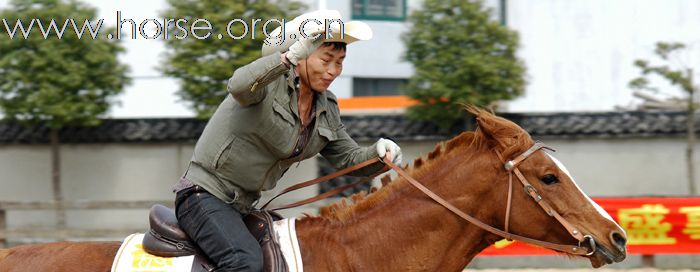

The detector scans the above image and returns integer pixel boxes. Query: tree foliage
[0,0,130,128]
[0,0,130,227]
[629,41,698,195]
[630,42,695,97]
[402,0,526,127]
[161,0,305,117]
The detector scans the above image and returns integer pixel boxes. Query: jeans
[175,186,263,272]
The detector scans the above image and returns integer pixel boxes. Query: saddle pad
[111,233,195,272]
[111,219,303,272]
[273,218,303,272]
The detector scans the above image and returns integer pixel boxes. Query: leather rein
[263,142,597,256]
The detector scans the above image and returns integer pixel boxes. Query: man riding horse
[172,10,402,271]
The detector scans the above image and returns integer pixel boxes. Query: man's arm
[319,97,400,176]
[229,31,321,106]
[228,52,289,106]
[320,126,386,177]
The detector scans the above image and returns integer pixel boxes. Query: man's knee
[217,247,263,272]
[244,248,264,272]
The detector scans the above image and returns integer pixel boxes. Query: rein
[266,143,596,256]
[261,158,389,210]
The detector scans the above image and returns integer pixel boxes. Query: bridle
[497,142,596,256]
[265,142,597,256]
[381,142,597,256]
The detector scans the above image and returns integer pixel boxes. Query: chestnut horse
[0,109,627,271]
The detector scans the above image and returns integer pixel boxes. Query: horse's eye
[540,174,559,185]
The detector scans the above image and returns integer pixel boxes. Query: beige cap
[261,9,373,56]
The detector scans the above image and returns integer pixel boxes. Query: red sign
[479,197,700,256]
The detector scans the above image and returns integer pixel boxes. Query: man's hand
[376,138,402,165]
[285,30,325,66]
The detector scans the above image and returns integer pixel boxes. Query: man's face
[297,43,346,92]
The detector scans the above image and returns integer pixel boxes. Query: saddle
[142,204,289,272]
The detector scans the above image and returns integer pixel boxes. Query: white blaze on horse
[0,108,627,271]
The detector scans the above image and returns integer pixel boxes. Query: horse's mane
[301,107,533,223]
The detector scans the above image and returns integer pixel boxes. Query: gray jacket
[182,52,382,212]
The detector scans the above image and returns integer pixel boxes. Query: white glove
[376,138,402,165]
[285,30,325,65]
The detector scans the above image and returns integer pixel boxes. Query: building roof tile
[0,111,697,144]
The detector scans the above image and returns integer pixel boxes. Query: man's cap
[261,10,373,56]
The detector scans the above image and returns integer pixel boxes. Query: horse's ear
[465,105,531,157]
[465,106,500,143]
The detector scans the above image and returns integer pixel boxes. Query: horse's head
[466,107,627,268]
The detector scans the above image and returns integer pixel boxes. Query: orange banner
[479,197,700,256]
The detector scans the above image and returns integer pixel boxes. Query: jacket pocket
[264,100,297,156]
[214,134,239,169]
[272,100,295,125]
[318,126,339,142]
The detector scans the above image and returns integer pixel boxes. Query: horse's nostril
[611,231,627,250]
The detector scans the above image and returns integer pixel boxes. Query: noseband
[381,142,596,256]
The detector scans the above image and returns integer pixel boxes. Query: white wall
[1,136,697,238]
[545,138,699,196]
[504,0,700,112]
[0,144,192,233]
[0,143,328,232]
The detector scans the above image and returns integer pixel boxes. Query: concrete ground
[464,255,700,270]
[464,268,698,272]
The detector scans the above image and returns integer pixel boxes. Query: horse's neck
[297,148,501,271]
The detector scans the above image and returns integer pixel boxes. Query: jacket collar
[286,67,328,115]
[286,67,298,91]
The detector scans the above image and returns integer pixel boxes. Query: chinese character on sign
[131,243,173,271]
[618,204,676,245]
[680,206,700,240]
